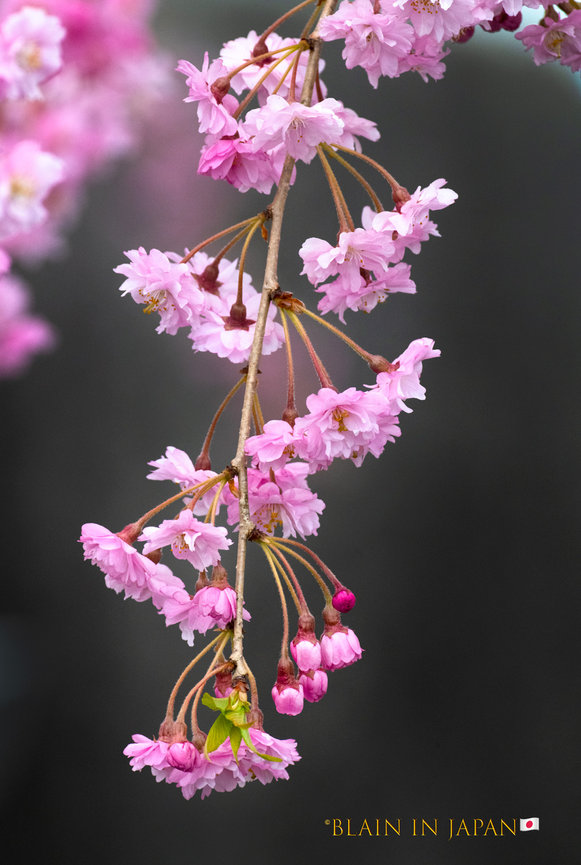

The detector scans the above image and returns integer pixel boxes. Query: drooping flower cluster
[79,0,579,800]
[0,0,168,376]
[319,0,581,87]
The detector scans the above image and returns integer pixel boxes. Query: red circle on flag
[526,820,533,829]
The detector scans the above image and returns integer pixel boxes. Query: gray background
[1,3,580,864]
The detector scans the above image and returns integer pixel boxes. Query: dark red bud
[392,185,410,211]
[210,562,229,587]
[282,406,298,427]
[367,354,399,374]
[158,717,187,743]
[210,76,230,103]
[252,38,271,65]
[144,548,162,565]
[195,452,212,471]
[194,263,221,295]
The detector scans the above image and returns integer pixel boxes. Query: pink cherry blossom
[242,94,345,164]
[154,587,214,645]
[236,727,300,783]
[364,178,457,256]
[300,226,416,320]
[114,247,203,335]
[124,734,171,774]
[516,12,581,71]
[198,135,279,194]
[189,285,284,364]
[300,669,328,702]
[397,33,449,81]
[320,625,363,670]
[189,584,243,629]
[318,260,416,320]
[79,522,183,603]
[392,0,492,45]
[0,270,54,376]
[139,510,232,571]
[146,447,221,515]
[166,741,198,772]
[330,103,381,151]
[320,0,414,87]
[372,337,440,412]
[177,54,239,137]
[0,139,64,241]
[219,31,315,100]
[0,5,65,101]
[224,465,325,538]
[245,419,296,472]
[293,386,400,471]
[171,743,238,799]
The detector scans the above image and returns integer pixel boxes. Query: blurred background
[1,2,580,864]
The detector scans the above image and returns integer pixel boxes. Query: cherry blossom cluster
[80,0,578,799]
[318,0,581,85]
[0,0,167,377]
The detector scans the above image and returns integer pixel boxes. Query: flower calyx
[222,301,256,331]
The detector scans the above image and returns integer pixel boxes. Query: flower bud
[167,741,198,772]
[320,624,363,671]
[332,588,356,613]
[272,657,304,715]
[300,669,328,703]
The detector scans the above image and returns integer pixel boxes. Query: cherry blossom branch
[229,0,338,679]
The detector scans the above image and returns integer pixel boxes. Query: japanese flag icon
[520,818,540,832]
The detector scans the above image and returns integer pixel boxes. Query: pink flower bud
[290,636,322,672]
[332,588,356,613]
[271,682,304,716]
[272,657,304,715]
[167,741,198,772]
[300,669,328,703]
[320,626,363,671]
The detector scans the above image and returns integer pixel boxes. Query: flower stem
[233,45,304,119]
[323,145,384,212]
[299,304,383,366]
[181,216,263,264]
[279,310,297,422]
[270,537,333,603]
[261,544,291,658]
[263,540,310,612]
[287,310,335,390]
[229,0,339,681]
[198,375,247,467]
[165,631,229,720]
[328,143,406,200]
[258,0,320,44]
[273,536,340,595]
[316,144,354,233]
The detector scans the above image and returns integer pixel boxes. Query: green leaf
[201,692,229,712]
[205,712,232,754]
[230,726,242,761]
